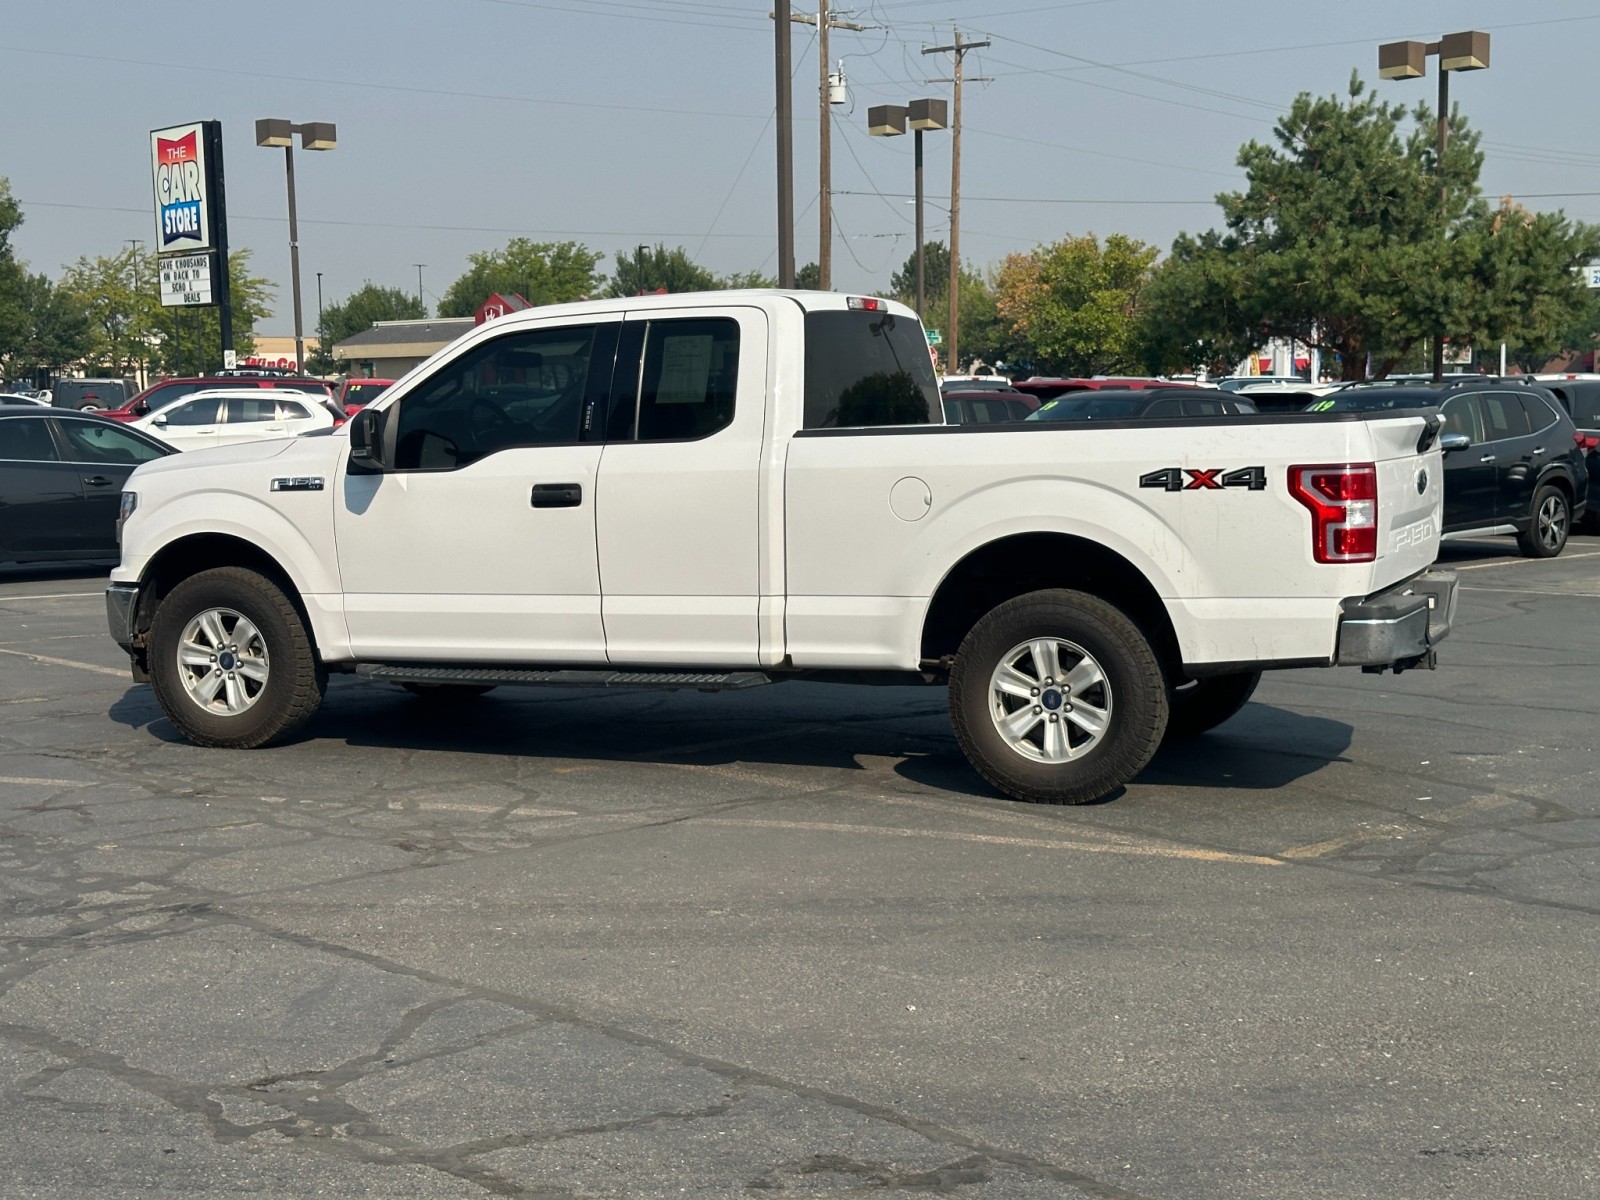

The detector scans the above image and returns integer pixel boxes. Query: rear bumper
[1335,568,1457,672]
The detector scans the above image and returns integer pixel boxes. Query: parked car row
[1,379,344,563]
[937,373,1594,560]
[0,409,174,565]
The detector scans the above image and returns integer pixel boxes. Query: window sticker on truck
[1139,466,1268,492]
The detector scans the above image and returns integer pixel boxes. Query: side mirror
[152,414,167,428]
[348,406,386,472]
[1440,432,1470,453]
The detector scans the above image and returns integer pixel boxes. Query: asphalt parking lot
[2,540,1598,1199]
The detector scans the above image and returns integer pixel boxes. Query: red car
[102,376,337,423]
[339,378,395,415]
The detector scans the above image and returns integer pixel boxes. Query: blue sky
[3,1,1596,332]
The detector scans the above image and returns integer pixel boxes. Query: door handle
[1479,454,1496,463]
[1530,446,1546,456]
[531,482,583,508]
[83,476,115,487]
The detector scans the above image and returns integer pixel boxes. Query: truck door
[334,317,620,662]
[593,307,768,665]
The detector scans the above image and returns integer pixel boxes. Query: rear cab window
[803,307,940,429]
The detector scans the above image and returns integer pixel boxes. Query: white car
[0,392,50,406]
[131,388,335,451]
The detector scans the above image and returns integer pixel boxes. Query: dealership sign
[159,254,214,306]
[150,120,227,307]
[151,123,214,253]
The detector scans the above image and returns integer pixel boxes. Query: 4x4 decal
[1139,466,1268,492]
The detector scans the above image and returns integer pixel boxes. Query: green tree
[60,245,160,376]
[156,249,275,374]
[2,272,91,379]
[0,177,29,364]
[994,234,1159,376]
[718,268,777,289]
[310,283,425,373]
[59,246,273,378]
[1137,73,1600,380]
[605,244,719,297]
[887,241,1008,369]
[438,239,602,317]
[795,261,821,290]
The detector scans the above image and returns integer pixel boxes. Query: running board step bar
[356,664,775,692]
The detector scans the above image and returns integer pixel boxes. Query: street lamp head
[1439,30,1490,72]
[907,97,948,132]
[867,104,907,137]
[298,122,337,151]
[1378,40,1427,80]
[255,118,293,147]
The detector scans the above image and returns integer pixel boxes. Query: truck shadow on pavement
[110,679,1353,806]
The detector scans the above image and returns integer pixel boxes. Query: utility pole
[784,6,869,290]
[818,0,831,289]
[774,0,795,287]
[413,264,426,315]
[924,31,989,374]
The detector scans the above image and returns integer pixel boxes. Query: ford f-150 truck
[106,291,1457,805]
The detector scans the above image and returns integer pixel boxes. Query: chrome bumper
[1335,568,1457,673]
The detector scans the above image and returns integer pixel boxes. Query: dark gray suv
[1312,380,1590,558]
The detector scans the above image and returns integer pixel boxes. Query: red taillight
[1288,463,1378,564]
[1574,432,1599,452]
[845,296,884,311]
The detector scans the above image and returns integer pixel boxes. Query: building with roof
[331,318,474,379]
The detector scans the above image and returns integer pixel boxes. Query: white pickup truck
[107,290,1456,804]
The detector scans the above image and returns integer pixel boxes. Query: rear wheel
[1164,671,1261,741]
[948,589,1168,805]
[148,567,326,748]
[1517,484,1570,558]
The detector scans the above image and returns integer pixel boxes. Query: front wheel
[1517,484,1570,558]
[1164,671,1261,741]
[148,567,326,748]
[948,589,1168,805]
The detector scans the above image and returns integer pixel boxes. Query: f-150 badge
[1139,466,1267,492]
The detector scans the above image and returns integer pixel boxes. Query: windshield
[1307,390,1440,412]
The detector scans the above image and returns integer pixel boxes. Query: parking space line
[1460,585,1600,597]
[1451,551,1600,571]
[0,646,128,678]
[1278,794,1515,860]
[0,775,94,788]
[694,817,1283,866]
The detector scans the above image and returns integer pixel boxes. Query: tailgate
[1365,414,1444,585]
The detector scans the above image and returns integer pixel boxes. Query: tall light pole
[255,119,337,374]
[1378,30,1489,383]
[413,263,426,314]
[315,271,323,326]
[868,99,948,319]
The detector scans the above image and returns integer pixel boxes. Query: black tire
[1164,671,1261,741]
[147,566,326,748]
[399,683,496,701]
[1517,484,1570,558]
[948,589,1168,805]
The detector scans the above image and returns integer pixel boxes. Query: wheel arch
[134,534,319,659]
[920,532,1181,677]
